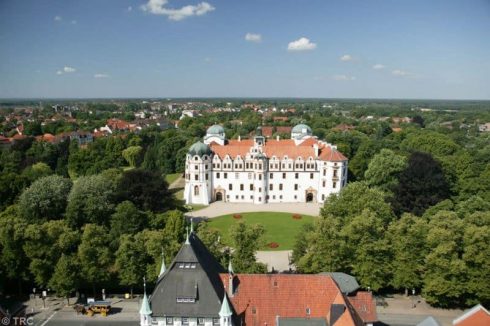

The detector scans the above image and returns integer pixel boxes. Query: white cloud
[54,16,62,21]
[373,64,385,70]
[127,6,133,12]
[333,74,356,81]
[141,0,215,21]
[340,54,353,62]
[245,33,262,43]
[287,37,317,51]
[56,66,76,75]
[94,73,109,78]
[63,66,76,73]
[392,69,414,77]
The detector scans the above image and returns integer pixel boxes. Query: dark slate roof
[417,316,442,326]
[277,317,326,326]
[319,272,360,294]
[150,233,226,317]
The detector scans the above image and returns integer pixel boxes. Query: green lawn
[207,212,315,251]
[165,173,181,185]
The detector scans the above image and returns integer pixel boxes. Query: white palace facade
[183,124,348,205]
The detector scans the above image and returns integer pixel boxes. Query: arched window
[194,185,199,196]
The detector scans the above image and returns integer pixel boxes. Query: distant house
[35,133,57,143]
[478,122,490,132]
[452,304,490,326]
[70,131,93,146]
[273,116,289,122]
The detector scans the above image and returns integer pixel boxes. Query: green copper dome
[206,124,225,135]
[188,141,212,156]
[292,124,312,134]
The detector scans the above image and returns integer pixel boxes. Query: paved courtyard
[186,202,321,218]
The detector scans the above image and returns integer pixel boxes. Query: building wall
[185,154,347,204]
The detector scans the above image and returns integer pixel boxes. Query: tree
[18,175,72,222]
[387,213,428,294]
[66,174,117,228]
[348,139,379,180]
[48,254,79,305]
[197,222,226,266]
[115,235,147,298]
[22,162,53,183]
[423,211,466,307]
[321,182,394,224]
[23,220,80,287]
[0,206,30,294]
[391,152,450,216]
[462,212,490,306]
[229,222,266,273]
[110,201,147,242]
[122,145,143,168]
[291,223,315,269]
[401,131,459,158]
[295,216,346,273]
[364,149,407,192]
[117,169,170,212]
[341,209,391,291]
[162,210,186,257]
[78,224,113,296]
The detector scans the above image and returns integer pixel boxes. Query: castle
[184,124,348,205]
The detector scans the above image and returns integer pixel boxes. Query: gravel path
[186,202,321,218]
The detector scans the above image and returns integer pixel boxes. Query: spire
[219,292,233,317]
[228,260,234,275]
[185,226,190,244]
[159,250,166,277]
[139,277,152,315]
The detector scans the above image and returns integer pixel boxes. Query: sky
[0,0,489,99]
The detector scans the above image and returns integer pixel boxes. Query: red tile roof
[347,292,377,323]
[220,274,365,326]
[453,304,490,326]
[209,138,347,162]
[35,133,56,143]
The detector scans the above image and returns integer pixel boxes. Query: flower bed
[292,214,302,220]
[233,214,242,219]
[268,242,279,248]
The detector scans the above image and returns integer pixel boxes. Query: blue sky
[0,0,489,99]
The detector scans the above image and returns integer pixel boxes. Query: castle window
[252,307,257,314]
[213,318,220,325]
[280,195,283,199]
[306,308,311,315]
[194,175,198,181]
[322,194,325,200]
[279,184,283,190]
[240,184,244,191]
[269,184,273,191]
[270,173,273,179]
[205,174,208,180]
[198,318,205,325]
[323,181,326,187]
[217,172,220,179]
[282,173,286,179]
[182,317,189,325]
[259,174,262,180]
[194,186,199,196]
[167,317,174,324]
[229,184,233,190]
[333,182,337,189]
[323,169,326,176]
[295,173,299,179]
[333,170,338,177]
[294,184,298,190]
[195,165,198,170]
[224,173,228,179]
[259,187,262,192]
[250,184,253,191]
[310,173,314,179]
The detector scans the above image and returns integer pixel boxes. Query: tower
[139,277,152,326]
[184,141,213,205]
[158,250,166,278]
[228,260,234,297]
[219,292,233,326]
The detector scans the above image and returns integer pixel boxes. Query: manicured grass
[165,173,181,185]
[207,212,315,251]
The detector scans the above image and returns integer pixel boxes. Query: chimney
[276,135,280,141]
[228,260,234,297]
[238,135,241,142]
[313,143,319,157]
